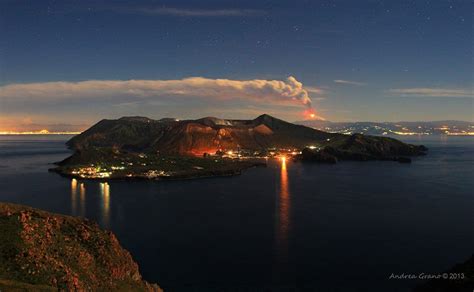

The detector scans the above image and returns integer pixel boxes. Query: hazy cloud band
[334,79,366,86]
[134,7,264,17]
[0,76,314,108]
[389,88,473,98]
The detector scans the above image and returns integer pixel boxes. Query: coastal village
[60,145,320,180]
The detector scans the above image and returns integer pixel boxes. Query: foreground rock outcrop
[0,202,161,291]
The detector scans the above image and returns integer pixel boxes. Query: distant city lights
[0,129,81,135]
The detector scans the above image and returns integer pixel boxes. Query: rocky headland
[0,202,162,291]
[296,133,428,164]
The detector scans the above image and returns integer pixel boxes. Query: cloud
[0,76,314,109]
[127,7,264,17]
[304,86,324,94]
[389,88,473,98]
[334,79,366,86]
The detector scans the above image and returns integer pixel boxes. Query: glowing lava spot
[303,108,322,120]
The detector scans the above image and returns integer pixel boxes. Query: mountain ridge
[67,114,336,156]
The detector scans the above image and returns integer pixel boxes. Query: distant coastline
[0,130,82,135]
[3,119,473,137]
[296,120,474,136]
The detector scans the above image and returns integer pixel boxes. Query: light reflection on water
[70,178,77,215]
[100,182,111,228]
[79,182,86,217]
[276,157,290,263]
[70,179,111,228]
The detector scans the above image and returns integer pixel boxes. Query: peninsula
[51,114,427,180]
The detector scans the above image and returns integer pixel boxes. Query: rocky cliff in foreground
[0,202,161,291]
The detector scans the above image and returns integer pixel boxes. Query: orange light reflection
[275,155,290,264]
[100,182,111,228]
[70,179,77,215]
[79,182,86,217]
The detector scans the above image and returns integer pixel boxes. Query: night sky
[0,0,472,131]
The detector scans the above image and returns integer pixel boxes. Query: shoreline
[49,160,267,182]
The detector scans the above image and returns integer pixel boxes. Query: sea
[0,134,473,291]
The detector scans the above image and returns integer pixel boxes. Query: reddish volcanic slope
[67,114,338,155]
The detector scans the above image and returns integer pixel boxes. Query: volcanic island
[51,114,428,180]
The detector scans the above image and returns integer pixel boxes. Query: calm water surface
[0,135,473,291]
